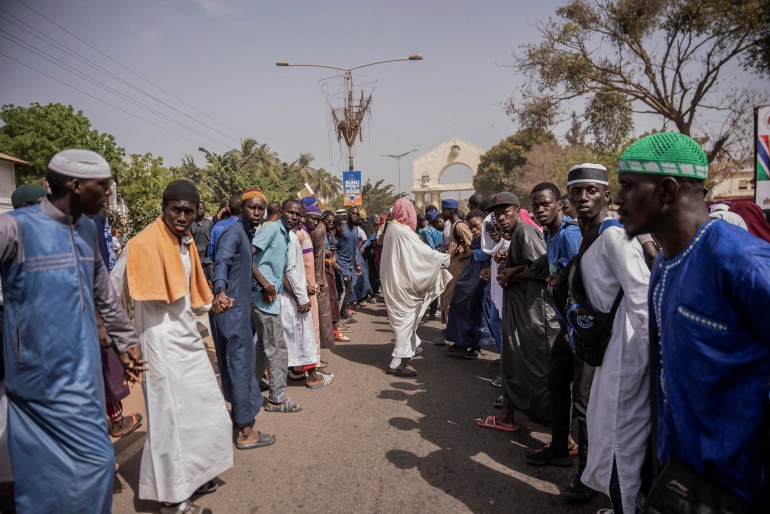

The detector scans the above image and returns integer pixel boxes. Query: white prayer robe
[480,213,509,318]
[579,224,650,514]
[112,243,233,504]
[281,231,317,367]
[381,222,451,358]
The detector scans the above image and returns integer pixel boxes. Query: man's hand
[262,283,277,303]
[497,267,518,288]
[119,344,148,384]
[211,291,234,313]
[494,249,508,263]
[298,301,311,313]
[480,268,491,283]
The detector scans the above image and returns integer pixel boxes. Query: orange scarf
[126,217,213,309]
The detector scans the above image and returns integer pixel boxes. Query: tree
[509,0,768,161]
[118,153,175,236]
[361,179,398,216]
[473,129,556,198]
[0,103,125,184]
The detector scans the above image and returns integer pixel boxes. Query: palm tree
[312,169,342,203]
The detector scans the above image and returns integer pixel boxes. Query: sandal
[306,372,333,390]
[316,360,329,370]
[385,365,417,377]
[235,430,276,450]
[263,399,302,413]
[287,369,306,380]
[194,480,218,495]
[476,415,519,433]
[109,413,143,438]
[159,500,211,514]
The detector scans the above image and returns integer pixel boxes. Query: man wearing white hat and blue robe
[0,149,145,513]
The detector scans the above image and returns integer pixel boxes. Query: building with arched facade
[410,137,486,211]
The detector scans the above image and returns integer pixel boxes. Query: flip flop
[109,413,143,438]
[476,415,519,432]
[235,431,276,450]
[335,334,351,342]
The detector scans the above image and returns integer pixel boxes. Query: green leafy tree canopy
[509,0,769,161]
[0,103,125,184]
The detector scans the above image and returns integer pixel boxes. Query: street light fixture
[275,55,423,171]
[382,149,418,196]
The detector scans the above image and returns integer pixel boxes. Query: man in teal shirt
[251,198,302,412]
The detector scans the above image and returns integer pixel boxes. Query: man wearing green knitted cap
[614,132,770,509]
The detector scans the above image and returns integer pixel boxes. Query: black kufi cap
[163,179,200,204]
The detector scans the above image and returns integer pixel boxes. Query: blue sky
[1,0,766,198]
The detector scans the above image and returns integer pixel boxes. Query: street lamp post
[382,149,418,196]
[276,55,422,171]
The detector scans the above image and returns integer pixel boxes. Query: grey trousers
[251,307,288,405]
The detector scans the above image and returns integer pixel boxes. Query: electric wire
[13,0,243,140]
[0,51,222,149]
[0,30,232,150]
[0,6,241,145]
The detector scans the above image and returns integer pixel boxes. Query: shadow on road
[339,311,607,514]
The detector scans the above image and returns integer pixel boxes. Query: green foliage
[361,179,398,216]
[0,103,125,184]
[172,139,305,212]
[473,129,557,198]
[118,153,175,237]
[510,0,768,161]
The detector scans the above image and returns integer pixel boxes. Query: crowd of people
[375,133,770,513]
[1,131,770,514]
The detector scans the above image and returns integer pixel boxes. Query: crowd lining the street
[1,132,770,513]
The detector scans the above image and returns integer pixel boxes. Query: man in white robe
[567,165,650,514]
[282,229,332,389]
[381,198,451,377]
[113,180,233,512]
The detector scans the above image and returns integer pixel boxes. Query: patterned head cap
[618,132,708,180]
[567,163,608,187]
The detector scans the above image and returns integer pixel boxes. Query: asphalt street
[111,301,610,514]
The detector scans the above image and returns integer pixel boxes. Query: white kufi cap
[48,149,111,179]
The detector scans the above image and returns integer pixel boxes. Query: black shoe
[561,474,597,501]
[428,313,436,321]
[525,445,573,467]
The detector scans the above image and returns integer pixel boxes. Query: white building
[0,152,29,214]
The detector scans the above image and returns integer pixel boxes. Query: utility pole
[276,55,422,172]
[382,149,418,196]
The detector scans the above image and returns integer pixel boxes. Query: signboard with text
[343,170,362,206]
[756,105,770,208]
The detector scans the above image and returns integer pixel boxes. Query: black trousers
[548,330,594,473]
[428,298,438,317]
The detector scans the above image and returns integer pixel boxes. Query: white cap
[48,149,111,179]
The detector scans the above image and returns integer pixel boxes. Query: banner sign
[756,105,770,208]
[343,171,362,206]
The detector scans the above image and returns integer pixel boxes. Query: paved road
[111,302,610,514]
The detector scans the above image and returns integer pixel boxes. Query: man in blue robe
[211,189,275,449]
[614,132,770,508]
[445,210,490,357]
[335,207,361,318]
[207,195,241,262]
[0,149,145,513]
